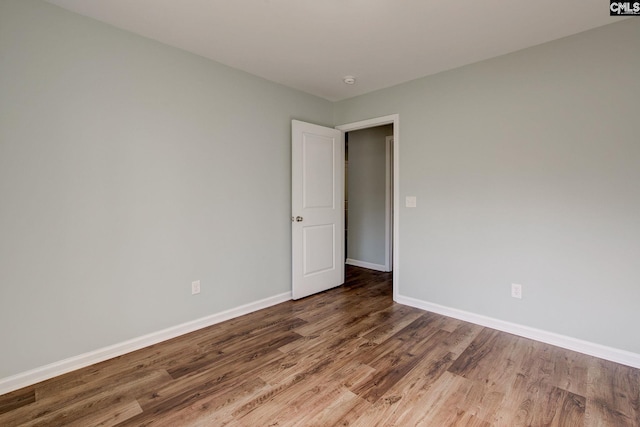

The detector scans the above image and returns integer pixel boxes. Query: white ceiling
[44,0,623,101]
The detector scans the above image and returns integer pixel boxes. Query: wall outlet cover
[511,283,522,299]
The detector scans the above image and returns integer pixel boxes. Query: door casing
[336,114,400,301]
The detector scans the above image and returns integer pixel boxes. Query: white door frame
[385,135,393,273]
[336,114,399,302]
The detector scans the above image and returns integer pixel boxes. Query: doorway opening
[336,114,399,301]
[344,125,393,272]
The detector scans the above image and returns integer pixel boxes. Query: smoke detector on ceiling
[343,76,356,85]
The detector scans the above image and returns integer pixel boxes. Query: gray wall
[335,19,640,354]
[0,0,333,378]
[347,125,392,267]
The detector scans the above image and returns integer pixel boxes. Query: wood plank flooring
[1,266,639,426]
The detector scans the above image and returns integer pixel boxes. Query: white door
[292,120,344,299]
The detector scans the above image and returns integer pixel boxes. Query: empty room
[1,0,639,425]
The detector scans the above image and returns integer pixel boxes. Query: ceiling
[44,0,623,101]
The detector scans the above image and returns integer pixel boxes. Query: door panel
[303,224,335,275]
[292,120,344,299]
[303,134,335,208]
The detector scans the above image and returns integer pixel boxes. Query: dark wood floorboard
[1,266,639,426]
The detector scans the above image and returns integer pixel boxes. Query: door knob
[296,216,303,222]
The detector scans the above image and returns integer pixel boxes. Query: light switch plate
[405,196,417,208]
[192,280,201,295]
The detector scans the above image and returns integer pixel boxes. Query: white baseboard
[0,291,292,396]
[346,258,389,272]
[5,290,637,396]
[395,294,640,369]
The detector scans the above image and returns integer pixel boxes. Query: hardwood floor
[1,266,639,426]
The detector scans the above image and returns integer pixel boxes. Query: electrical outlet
[192,280,201,295]
[511,283,522,299]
